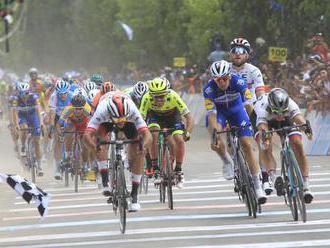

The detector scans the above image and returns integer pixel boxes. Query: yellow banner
[268,47,288,62]
[173,57,186,67]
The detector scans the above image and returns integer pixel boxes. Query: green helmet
[90,74,104,86]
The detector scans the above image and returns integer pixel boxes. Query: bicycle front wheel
[238,151,257,218]
[165,146,173,210]
[288,149,306,222]
[117,160,127,234]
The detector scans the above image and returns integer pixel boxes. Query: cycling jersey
[59,103,92,132]
[87,92,147,133]
[203,74,253,137]
[254,93,301,127]
[139,89,189,119]
[49,91,73,117]
[229,62,265,103]
[29,79,47,110]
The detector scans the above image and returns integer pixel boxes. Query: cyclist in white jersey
[228,38,274,193]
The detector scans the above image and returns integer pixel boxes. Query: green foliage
[3,0,330,74]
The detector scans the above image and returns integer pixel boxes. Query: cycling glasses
[112,116,128,123]
[270,107,289,114]
[58,92,68,96]
[214,75,230,81]
[230,47,248,55]
[152,94,167,100]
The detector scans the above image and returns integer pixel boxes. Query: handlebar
[261,120,312,142]
[212,124,251,145]
[98,136,143,151]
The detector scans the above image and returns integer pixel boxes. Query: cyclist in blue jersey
[203,60,266,204]
[12,82,44,176]
[49,79,73,180]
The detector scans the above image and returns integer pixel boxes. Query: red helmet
[107,94,129,119]
[101,81,116,94]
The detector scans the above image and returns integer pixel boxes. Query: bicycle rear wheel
[117,160,127,234]
[288,149,306,222]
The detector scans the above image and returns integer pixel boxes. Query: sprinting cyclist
[49,79,73,180]
[139,77,194,188]
[204,60,266,204]
[83,91,152,212]
[254,88,314,203]
[12,82,44,176]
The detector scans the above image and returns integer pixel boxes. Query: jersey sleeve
[49,92,56,110]
[203,84,216,113]
[235,77,252,105]
[288,98,301,119]
[251,67,265,93]
[127,97,148,131]
[254,94,269,126]
[171,90,189,115]
[139,93,151,119]
[86,101,108,132]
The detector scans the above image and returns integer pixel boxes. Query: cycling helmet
[268,88,289,113]
[71,93,86,107]
[230,38,251,54]
[73,87,88,99]
[55,79,70,94]
[101,81,116,94]
[88,89,99,102]
[90,74,104,86]
[210,60,230,78]
[84,80,97,92]
[149,77,169,95]
[133,81,148,98]
[29,67,38,75]
[107,95,129,119]
[17,82,30,93]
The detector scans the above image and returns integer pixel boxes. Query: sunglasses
[270,107,288,114]
[112,116,128,123]
[214,75,230,81]
[58,92,68,96]
[230,47,248,55]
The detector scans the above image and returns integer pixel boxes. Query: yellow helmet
[149,77,169,95]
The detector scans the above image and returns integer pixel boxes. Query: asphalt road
[0,120,330,248]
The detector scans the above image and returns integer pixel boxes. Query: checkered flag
[0,173,50,217]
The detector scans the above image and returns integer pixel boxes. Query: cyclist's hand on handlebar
[305,130,313,140]
[183,131,191,142]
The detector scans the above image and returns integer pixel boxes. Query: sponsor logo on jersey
[244,89,252,100]
[204,99,215,110]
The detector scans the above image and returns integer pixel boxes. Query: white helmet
[73,87,88,100]
[84,80,97,93]
[17,82,30,93]
[210,60,230,78]
[29,67,38,75]
[133,81,148,98]
[230,38,251,54]
[88,89,99,102]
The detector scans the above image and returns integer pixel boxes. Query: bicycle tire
[117,160,127,234]
[237,150,257,218]
[73,142,80,193]
[288,149,307,222]
[64,165,69,187]
[165,145,173,210]
[28,137,36,184]
[158,140,166,203]
[282,151,298,221]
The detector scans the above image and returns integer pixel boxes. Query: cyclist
[58,93,93,179]
[204,60,266,204]
[12,82,44,176]
[83,80,97,94]
[28,68,47,111]
[49,79,73,180]
[90,73,104,87]
[139,77,194,188]
[91,81,117,110]
[254,88,313,203]
[83,91,152,212]
[228,38,272,193]
[123,81,149,108]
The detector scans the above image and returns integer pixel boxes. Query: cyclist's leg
[147,121,160,172]
[124,123,142,211]
[288,131,313,203]
[18,114,28,156]
[53,116,63,179]
[96,123,113,196]
[28,112,43,174]
[206,112,234,180]
[63,122,74,161]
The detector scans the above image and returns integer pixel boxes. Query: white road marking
[2,208,330,232]
[1,220,330,244]
[4,229,330,247]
